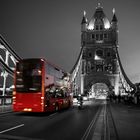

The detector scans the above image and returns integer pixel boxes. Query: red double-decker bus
[13,58,73,112]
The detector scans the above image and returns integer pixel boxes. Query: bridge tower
[81,3,119,96]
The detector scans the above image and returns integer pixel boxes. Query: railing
[0,95,12,105]
[0,34,21,61]
[0,59,14,77]
[116,48,136,93]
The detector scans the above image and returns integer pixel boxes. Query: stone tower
[81,3,119,95]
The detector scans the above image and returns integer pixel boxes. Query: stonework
[81,4,119,94]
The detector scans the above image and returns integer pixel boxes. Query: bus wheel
[55,105,59,112]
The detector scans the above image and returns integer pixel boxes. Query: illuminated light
[23,108,32,111]
[84,10,86,17]
[17,78,22,81]
[16,85,24,88]
[23,108,28,111]
[70,93,73,96]
[12,96,16,99]
[41,59,44,62]
[103,18,110,29]
[87,19,95,30]
[96,40,103,43]
[41,103,44,105]
[13,91,16,95]
[88,23,94,30]
[28,108,32,111]
[29,88,37,90]
[13,102,16,104]
[16,71,20,74]
[94,55,102,60]
[38,70,42,75]
[41,97,44,100]
[113,8,115,14]
[98,3,101,7]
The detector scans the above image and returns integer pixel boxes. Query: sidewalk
[109,101,140,140]
[0,104,12,114]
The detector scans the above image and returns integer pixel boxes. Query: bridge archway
[89,83,109,99]
[85,77,113,98]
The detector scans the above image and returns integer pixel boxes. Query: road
[0,99,104,140]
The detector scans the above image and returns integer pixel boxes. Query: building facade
[81,3,120,95]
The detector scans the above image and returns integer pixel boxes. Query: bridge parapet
[0,95,12,105]
[0,35,21,96]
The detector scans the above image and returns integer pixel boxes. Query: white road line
[50,112,57,117]
[81,108,101,140]
[0,124,24,134]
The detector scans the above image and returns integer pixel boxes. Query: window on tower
[96,34,99,40]
[96,25,99,30]
[100,25,103,30]
[91,63,95,71]
[100,34,103,40]
[104,64,112,73]
[96,50,103,57]
[96,65,103,72]
[107,52,111,57]
[92,34,95,39]
[88,52,92,58]
[104,33,107,39]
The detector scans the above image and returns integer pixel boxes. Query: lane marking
[0,124,24,134]
[81,107,101,140]
[50,113,57,117]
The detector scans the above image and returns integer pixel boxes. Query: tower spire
[84,10,86,17]
[98,2,101,7]
[112,8,118,22]
[96,2,103,9]
[113,8,115,14]
[81,10,87,24]
[81,10,88,31]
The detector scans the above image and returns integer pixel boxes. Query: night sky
[1,0,140,83]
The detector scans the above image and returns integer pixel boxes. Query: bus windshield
[16,59,42,93]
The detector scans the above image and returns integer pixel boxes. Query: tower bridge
[71,3,137,100]
[0,3,139,103]
[1,2,140,140]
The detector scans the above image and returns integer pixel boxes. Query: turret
[111,8,118,45]
[111,8,118,30]
[81,11,88,32]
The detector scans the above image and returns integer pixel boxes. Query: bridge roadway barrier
[0,96,12,114]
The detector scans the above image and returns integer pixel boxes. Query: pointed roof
[112,14,117,22]
[112,8,118,22]
[88,3,110,30]
[94,3,105,19]
[81,11,88,24]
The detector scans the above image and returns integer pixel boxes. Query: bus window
[16,60,42,93]
[56,89,65,98]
